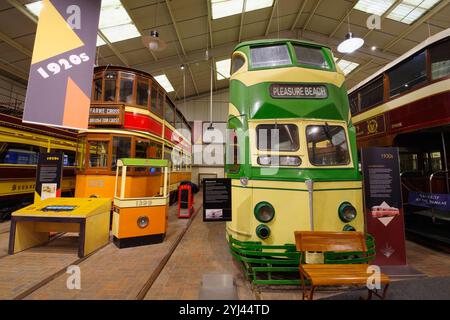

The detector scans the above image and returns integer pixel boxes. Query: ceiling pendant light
[337,12,364,54]
[142,30,167,52]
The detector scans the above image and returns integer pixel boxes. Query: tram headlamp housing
[338,202,357,222]
[137,216,149,228]
[257,156,301,166]
[343,224,356,231]
[254,202,275,223]
[256,224,271,240]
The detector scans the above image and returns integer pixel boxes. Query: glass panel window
[136,79,149,107]
[250,44,291,68]
[89,141,109,168]
[227,129,240,173]
[112,136,131,170]
[256,124,299,151]
[165,99,175,124]
[175,112,183,130]
[400,153,419,172]
[104,72,117,102]
[360,76,384,110]
[430,152,442,172]
[388,51,427,97]
[93,78,102,101]
[135,139,149,159]
[231,54,245,74]
[150,85,160,115]
[294,45,330,69]
[0,142,39,164]
[158,92,165,118]
[430,39,450,80]
[119,73,134,104]
[349,92,359,115]
[306,125,350,166]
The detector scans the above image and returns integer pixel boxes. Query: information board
[361,147,406,265]
[203,178,232,222]
[35,151,64,202]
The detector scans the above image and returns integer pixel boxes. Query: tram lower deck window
[306,125,350,166]
[256,124,299,151]
[89,141,109,168]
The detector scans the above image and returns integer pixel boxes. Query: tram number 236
[381,153,394,159]
[37,53,90,79]
[136,200,152,207]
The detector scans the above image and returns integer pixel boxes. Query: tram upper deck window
[119,73,135,104]
[256,124,299,151]
[349,92,359,115]
[157,90,164,117]
[112,136,131,170]
[104,72,117,102]
[165,99,175,125]
[360,76,384,111]
[136,79,149,107]
[430,38,450,80]
[175,111,183,130]
[150,85,160,115]
[306,125,350,166]
[89,141,109,168]
[388,51,427,97]
[93,78,102,101]
[293,45,330,70]
[250,44,291,68]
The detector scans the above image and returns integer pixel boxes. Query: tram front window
[89,141,109,168]
[256,124,299,151]
[306,125,350,166]
[104,72,117,102]
[112,137,131,170]
[250,44,291,68]
[293,45,330,70]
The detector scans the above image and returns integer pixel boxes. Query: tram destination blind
[203,178,232,222]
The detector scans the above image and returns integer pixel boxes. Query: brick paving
[24,195,199,300]
[144,213,256,300]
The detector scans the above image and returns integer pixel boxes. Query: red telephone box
[178,184,193,218]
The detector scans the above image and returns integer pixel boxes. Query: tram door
[395,130,450,245]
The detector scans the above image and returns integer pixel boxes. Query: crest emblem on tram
[367,119,379,134]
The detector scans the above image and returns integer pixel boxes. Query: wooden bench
[294,231,390,300]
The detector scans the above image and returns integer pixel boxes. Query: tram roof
[233,39,330,52]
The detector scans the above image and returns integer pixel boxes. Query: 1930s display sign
[35,151,64,202]
[361,147,407,265]
[203,179,232,222]
[23,0,101,130]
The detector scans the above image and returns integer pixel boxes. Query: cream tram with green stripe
[225,39,373,285]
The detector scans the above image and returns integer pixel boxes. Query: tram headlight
[137,216,149,228]
[338,202,357,222]
[256,224,271,240]
[343,224,356,231]
[254,202,275,223]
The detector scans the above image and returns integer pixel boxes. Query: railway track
[11,204,203,300]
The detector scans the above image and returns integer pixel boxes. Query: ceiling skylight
[210,0,274,20]
[387,0,441,24]
[25,0,141,46]
[354,0,396,16]
[336,59,360,76]
[154,75,175,93]
[216,59,231,80]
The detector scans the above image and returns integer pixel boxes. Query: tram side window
[306,125,350,166]
[349,92,359,115]
[89,141,109,168]
[227,129,240,174]
[175,112,183,130]
[0,142,40,164]
[150,85,160,115]
[430,39,450,80]
[54,150,76,166]
[136,79,149,107]
[250,45,291,68]
[93,78,102,101]
[360,76,384,111]
[388,51,427,97]
[104,72,117,102]
[256,124,299,151]
[119,73,134,104]
[424,152,442,173]
[231,54,245,75]
[112,136,131,170]
[294,45,330,70]
[165,99,175,125]
[400,153,419,172]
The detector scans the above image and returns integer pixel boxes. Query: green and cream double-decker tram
[225,39,374,285]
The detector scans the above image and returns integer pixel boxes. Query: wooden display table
[9,198,111,258]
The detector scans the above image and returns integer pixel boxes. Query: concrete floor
[0,193,449,300]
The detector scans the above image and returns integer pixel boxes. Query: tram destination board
[270,83,328,99]
[203,178,232,222]
[361,147,406,265]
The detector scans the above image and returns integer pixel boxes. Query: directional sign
[23,0,101,130]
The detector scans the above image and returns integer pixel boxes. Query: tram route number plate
[270,83,328,99]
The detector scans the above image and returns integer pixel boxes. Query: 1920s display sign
[203,178,232,222]
[23,0,101,130]
[361,147,407,265]
[35,151,64,202]
[269,83,328,99]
